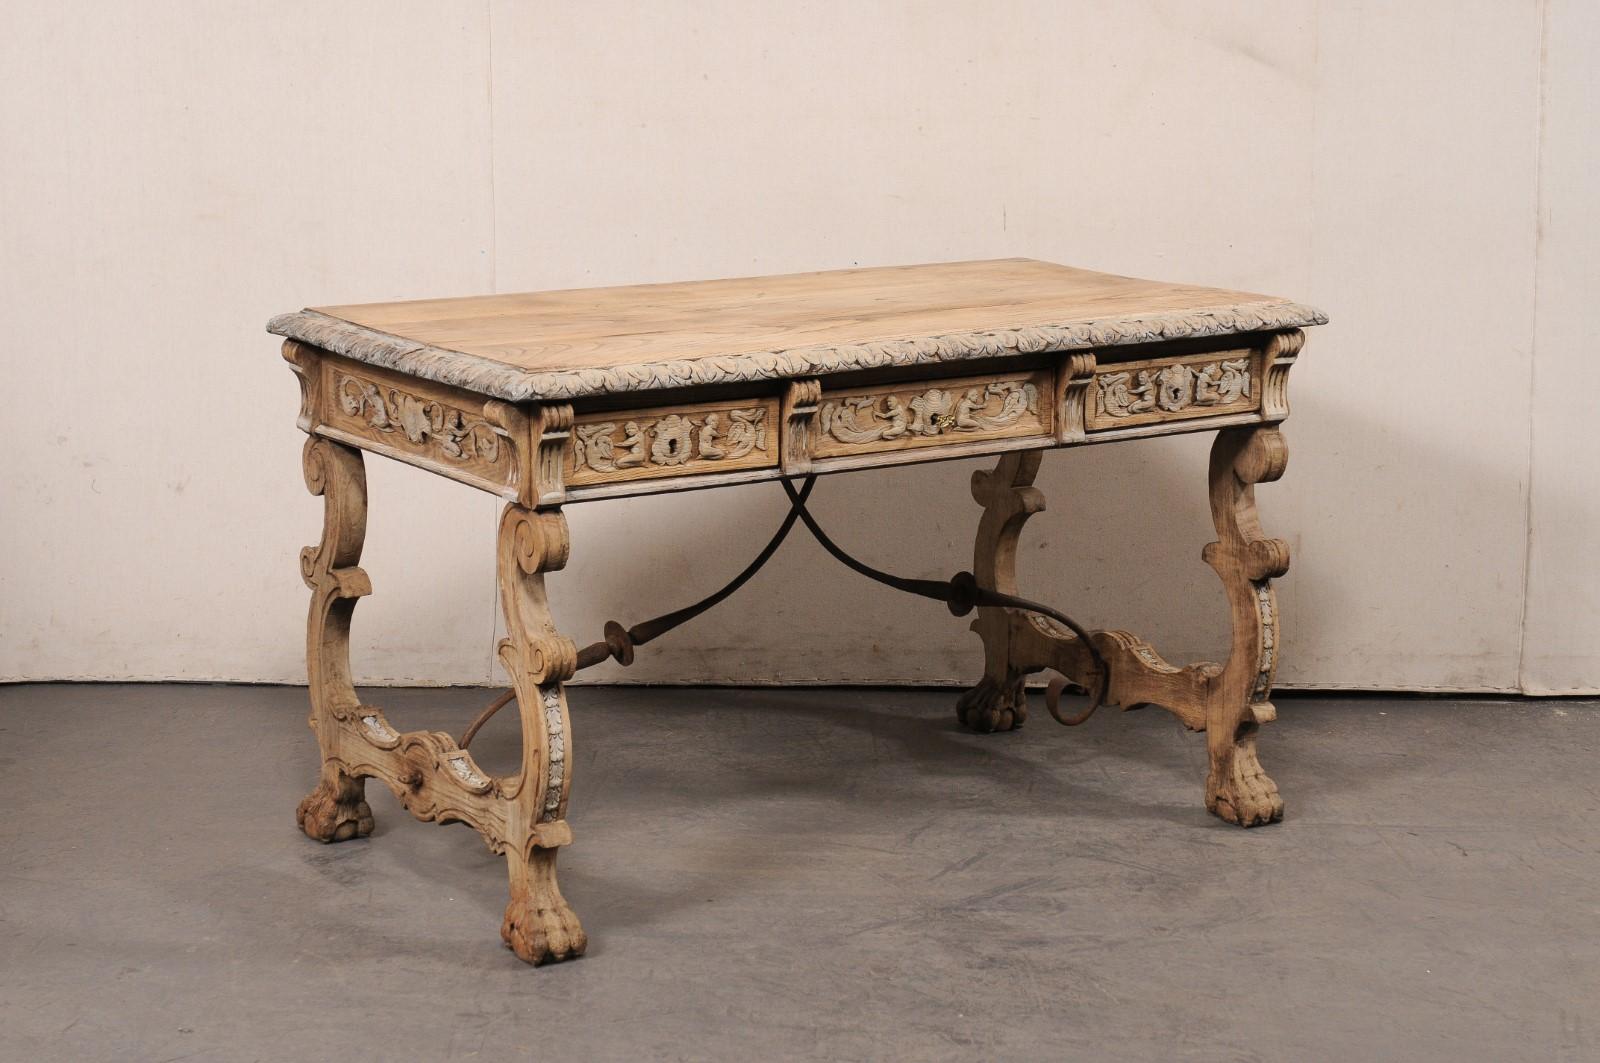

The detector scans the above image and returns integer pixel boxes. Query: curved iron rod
[776,477,955,602]
[1045,675,1099,726]
[777,477,1111,717]
[462,477,818,748]
[459,688,516,750]
[590,475,818,664]
[462,472,1112,749]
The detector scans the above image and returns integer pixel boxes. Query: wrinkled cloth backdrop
[2,1,1594,693]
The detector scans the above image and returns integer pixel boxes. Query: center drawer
[812,368,1055,460]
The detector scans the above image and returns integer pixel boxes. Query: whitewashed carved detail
[447,755,491,791]
[335,373,501,463]
[1132,643,1182,675]
[571,407,767,475]
[1251,581,1275,701]
[1097,357,1250,419]
[539,686,566,821]
[819,380,1040,446]
[360,713,398,743]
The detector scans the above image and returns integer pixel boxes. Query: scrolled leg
[297,436,376,841]
[496,503,587,964]
[1201,424,1290,826]
[957,451,1046,732]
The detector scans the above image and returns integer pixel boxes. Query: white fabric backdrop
[2,1,1594,693]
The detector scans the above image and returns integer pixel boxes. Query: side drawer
[310,352,527,501]
[1086,348,1259,431]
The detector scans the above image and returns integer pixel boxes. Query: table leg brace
[958,426,1290,826]
[293,436,585,965]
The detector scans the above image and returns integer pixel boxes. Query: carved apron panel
[319,359,520,497]
[564,397,780,486]
[813,369,1053,459]
[1087,349,1260,430]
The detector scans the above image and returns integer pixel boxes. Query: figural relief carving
[336,373,502,463]
[571,407,768,476]
[818,379,1041,447]
[1097,357,1250,420]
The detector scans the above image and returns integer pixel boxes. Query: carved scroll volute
[495,504,586,961]
[283,340,322,432]
[1260,329,1303,423]
[782,379,822,475]
[495,505,577,819]
[1203,426,1290,712]
[301,436,372,722]
[1199,424,1290,825]
[971,451,1046,595]
[1054,351,1097,443]
[956,451,1048,732]
[1205,426,1290,581]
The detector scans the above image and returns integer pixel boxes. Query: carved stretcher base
[296,435,586,965]
[291,706,588,965]
[957,425,1291,828]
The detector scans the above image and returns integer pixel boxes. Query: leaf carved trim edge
[269,301,1328,403]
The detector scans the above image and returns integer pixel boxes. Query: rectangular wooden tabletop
[270,258,1324,403]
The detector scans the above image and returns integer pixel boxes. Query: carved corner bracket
[526,403,574,508]
[781,378,822,475]
[1054,351,1097,443]
[283,340,321,432]
[1260,329,1303,422]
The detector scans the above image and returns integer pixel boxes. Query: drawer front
[565,397,780,487]
[318,357,522,498]
[812,368,1053,460]
[1087,349,1259,431]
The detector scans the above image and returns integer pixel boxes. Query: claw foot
[296,775,374,843]
[1205,738,1283,827]
[502,892,587,965]
[956,674,1027,732]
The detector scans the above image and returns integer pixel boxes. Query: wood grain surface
[270,259,1325,402]
[309,259,1279,369]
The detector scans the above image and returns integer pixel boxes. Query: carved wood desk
[269,258,1325,965]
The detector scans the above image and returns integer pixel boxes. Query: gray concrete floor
[0,685,1596,1062]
